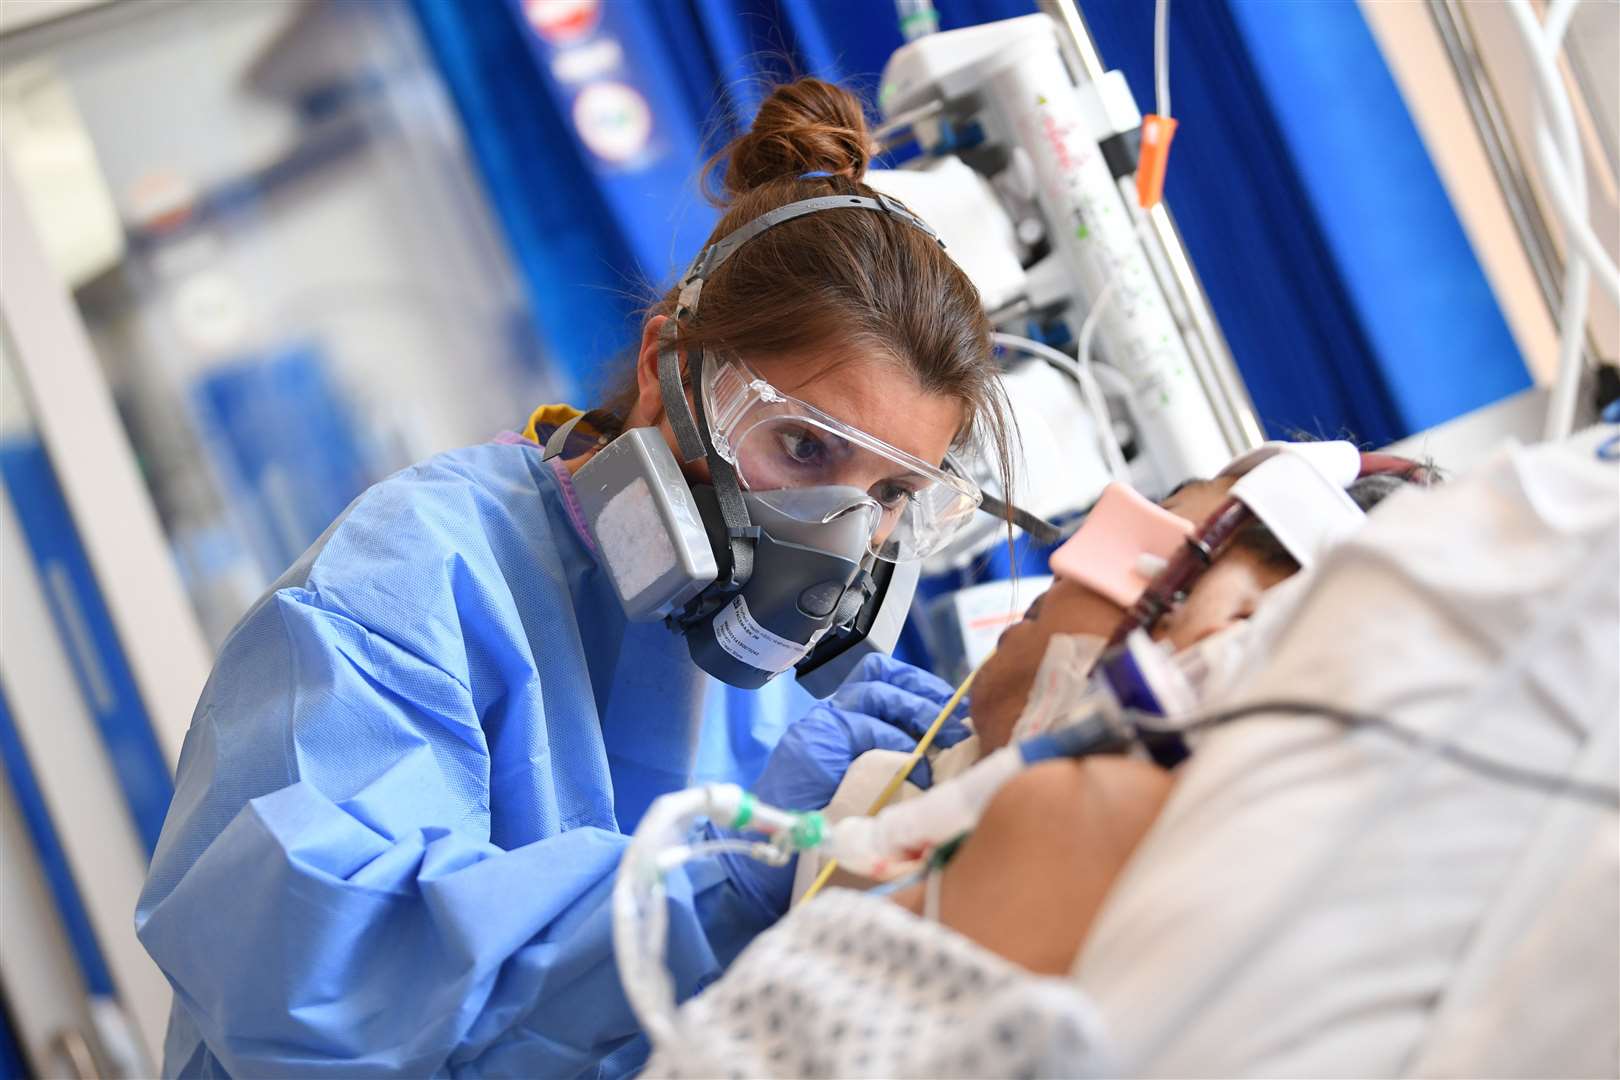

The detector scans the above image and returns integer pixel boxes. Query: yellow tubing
[799,661,983,903]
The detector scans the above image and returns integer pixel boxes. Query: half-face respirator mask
[556,194,1057,695]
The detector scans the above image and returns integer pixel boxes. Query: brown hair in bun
[713,77,877,198]
[602,76,1017,512]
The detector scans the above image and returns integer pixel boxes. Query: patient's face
[973,476,1287,751]
[972,575,1123,751]
[1153,544,1291,652]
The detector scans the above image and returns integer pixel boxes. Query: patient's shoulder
[983,757,1174,851]
[907,756,1174,976]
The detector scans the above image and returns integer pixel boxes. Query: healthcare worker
[136,78,1019,1077]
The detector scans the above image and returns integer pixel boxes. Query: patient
[891,471,1417,971]
[648,430,1618,1079]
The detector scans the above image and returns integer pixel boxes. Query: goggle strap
[979,491,1062,545]
[1106,497,1252,648]
[682,194,943,285]
[658,321,708,464]
[687,347,759,596]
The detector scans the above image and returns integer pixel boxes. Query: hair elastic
[799,170,834,179]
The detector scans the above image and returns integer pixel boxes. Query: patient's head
[971,471,1419,751]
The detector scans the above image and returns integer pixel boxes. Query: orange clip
[1136,114,1179,209]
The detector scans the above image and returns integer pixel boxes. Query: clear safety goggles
[701,355,983,562]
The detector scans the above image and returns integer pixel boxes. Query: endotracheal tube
[611,716,1134,1047]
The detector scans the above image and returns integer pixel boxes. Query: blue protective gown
[136,440,771,1077]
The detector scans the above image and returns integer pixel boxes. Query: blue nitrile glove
[715,653,972,921]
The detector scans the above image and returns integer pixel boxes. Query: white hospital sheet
[1074,425,1620,1078]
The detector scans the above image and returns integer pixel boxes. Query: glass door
[1,0,559,645]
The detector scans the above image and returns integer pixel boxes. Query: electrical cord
[1135,699,1619,809]
[992,331,1130,481]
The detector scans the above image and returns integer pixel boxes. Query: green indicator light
[899,10,938,34]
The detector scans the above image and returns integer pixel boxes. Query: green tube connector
[789,812,825,851]
[731,791,755,831]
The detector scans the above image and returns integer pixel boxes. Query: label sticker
[712,595,809,674]
[524,0,601,44]
[572,81,652,165]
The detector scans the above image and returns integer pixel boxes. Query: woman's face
[630,316,965,522]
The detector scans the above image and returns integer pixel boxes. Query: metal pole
[1036,0,1106,84]
[1146,202,1264,450]
[1036,0,1262,452]
[1427,0,1566,319]
[1425,0,1602,377]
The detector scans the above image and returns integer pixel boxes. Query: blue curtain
[409,0,1035,399]
[413,0,1525,444]
[1079,0,1528,444]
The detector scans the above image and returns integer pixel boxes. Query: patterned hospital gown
[642,888,1114,1078]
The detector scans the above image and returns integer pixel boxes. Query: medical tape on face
[1227,453,1364,570]
[1047,483,1196,609]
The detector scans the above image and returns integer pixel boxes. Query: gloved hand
[756,653,971,811]
[717,653,971,921]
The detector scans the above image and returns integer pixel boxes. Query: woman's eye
[778,429,826,466]
[872,481,917,510]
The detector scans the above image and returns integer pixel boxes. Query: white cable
[1073,279,1128,476]
[1088,359,1134,400]
[1154,0,1172,119]
[1518,0,1619,297]
[1534,139,1620,302]
[1505,0,1610,440]
[1510,0,1618,299]
[1524,0,1589,440]
[992,331,1130,481]
[1545,200,1592,440]
[993,203,1164,483]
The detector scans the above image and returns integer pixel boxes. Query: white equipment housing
[871,13,1255,547]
